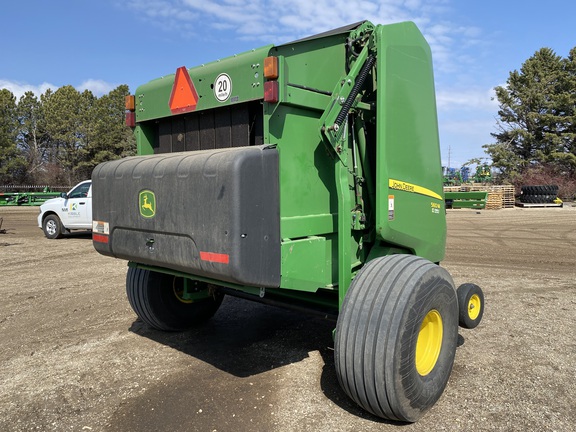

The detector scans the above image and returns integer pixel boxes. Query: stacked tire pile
[519,185,558,203]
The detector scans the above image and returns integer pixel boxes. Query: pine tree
[16,91,50,183]
[485,47,576,179]
[0,89,26,184]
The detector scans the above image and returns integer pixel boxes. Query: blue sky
[1,0,574,168]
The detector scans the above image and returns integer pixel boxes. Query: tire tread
[335,255,458,422]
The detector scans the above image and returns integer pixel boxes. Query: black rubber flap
[92,145,280,287]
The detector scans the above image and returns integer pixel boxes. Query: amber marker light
[125,95,136,127]
[264,56,279,79]
[125,95,135,111]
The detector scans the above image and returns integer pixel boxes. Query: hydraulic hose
[334,54,376,128]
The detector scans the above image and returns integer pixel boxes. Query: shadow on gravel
[317,332,468,425]
[127,295,468,427]
[318,349,401,426]
[60,231,93,240]
[129,295,336,378]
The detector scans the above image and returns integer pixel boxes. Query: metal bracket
[319,30,376,166]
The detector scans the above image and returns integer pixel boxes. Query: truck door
[61,181,92,229]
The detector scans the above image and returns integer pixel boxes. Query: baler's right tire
[126,267,224,331]
[457,283,484,329]
[334,254,459,422]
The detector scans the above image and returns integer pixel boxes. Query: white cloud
[0,79,119,99]
[77,79,118,96]
[128,0,478,64]
[440,118,495,136]
[125,0,197,21]
[436,87,498,112]
[122,1,493,83]
[437,115,497,166]
[0,79,57,100]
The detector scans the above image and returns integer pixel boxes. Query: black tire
[456,283,484,329]
[126,267,224,331]
[521,185,559,197]
[43,214,64,239]
[334,255,459,422]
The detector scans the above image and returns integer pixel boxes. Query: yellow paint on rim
[173,280,193,304]
[467,294,481,320]
[415,309,443,376]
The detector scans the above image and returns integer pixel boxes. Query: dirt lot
[1,206,575,431]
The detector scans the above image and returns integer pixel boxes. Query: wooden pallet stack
[494,185,515,208]
[485,192,503,210]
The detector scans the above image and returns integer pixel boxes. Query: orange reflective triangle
[169,66,199,114]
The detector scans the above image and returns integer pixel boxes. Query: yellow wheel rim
[173,279,193,304]
[467,294,481,320]
[415,309,443,376]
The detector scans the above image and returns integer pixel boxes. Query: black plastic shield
[92,145,280,288]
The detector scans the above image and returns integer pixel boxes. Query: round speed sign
[214,73,232,102]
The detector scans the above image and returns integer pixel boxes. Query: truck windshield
[69,183,90,199]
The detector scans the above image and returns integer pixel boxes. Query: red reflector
[200,251,229,264]
[93,233,109,244]
[125,111,135,127]
[169,66,199,114]
[264,81,279,103]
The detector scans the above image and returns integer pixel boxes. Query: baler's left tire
[334,254,459,422]
[126,267,224,331]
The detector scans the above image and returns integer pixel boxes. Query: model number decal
[214,73,232,102]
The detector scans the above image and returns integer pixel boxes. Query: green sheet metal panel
[374,22,446,262]
[135,45,272,123]
[266,28,355,290]
[266,33,349,240]
[280,236,330,291]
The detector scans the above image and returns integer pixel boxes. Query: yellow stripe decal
[389,179,442,201]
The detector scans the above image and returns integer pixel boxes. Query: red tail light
[125,111,136,127]
[264,81,279,103]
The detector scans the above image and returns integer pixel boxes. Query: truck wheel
[334,254,458,422]
[457,283,484,329]
[43,214,64,239]
[126,267,224,331]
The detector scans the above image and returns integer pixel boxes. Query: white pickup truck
[38,180,92,239]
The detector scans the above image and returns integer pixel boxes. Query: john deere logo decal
[139,190,156,218]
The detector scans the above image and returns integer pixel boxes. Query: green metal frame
[0,192,62,206]
[129,262,339,313]
[445,191,488,209]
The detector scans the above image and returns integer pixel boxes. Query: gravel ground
[0,205,575,431]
